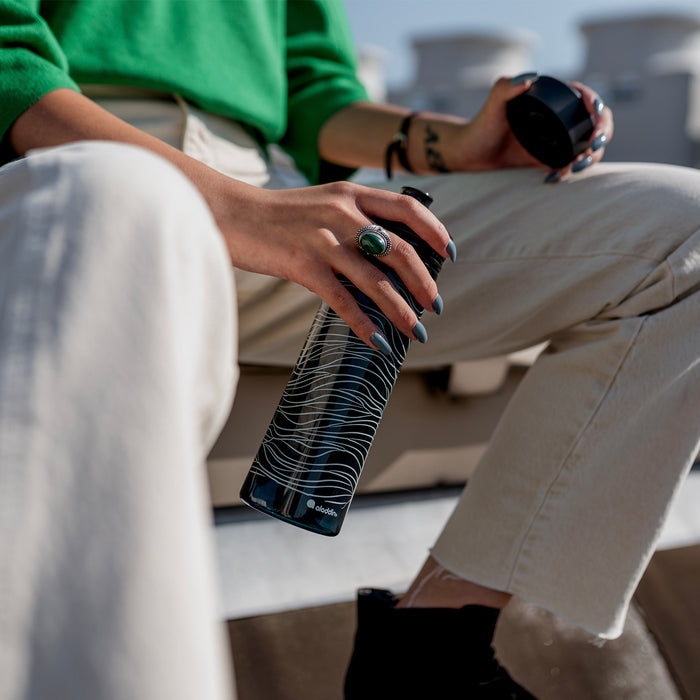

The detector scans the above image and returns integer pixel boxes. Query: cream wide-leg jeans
[2,91,700,699]
[0,141,238,700]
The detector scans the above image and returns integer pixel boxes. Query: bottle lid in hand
[506,75,595,169]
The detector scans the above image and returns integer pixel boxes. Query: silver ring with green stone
[355,225,392,258]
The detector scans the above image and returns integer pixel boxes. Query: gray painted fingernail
[432,294,444,315]
[446,239,457,262]
[511,72,538,86]
[591,133,608,152]
[572,155,593,173]
[544,170,561,184]
[594,98,605,116]
[370,332,392,356]
[412,321,428,343]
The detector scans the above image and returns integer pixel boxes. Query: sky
[343,0,700,89]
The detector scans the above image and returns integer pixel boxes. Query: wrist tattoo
[424,124,449,173]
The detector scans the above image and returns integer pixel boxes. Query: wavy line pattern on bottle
[250,321,404,504]
[250,272,422,507]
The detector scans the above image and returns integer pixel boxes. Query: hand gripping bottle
[240,187,444,535]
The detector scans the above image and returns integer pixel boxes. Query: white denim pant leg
[399,164,700,638]
[0,142,237,700]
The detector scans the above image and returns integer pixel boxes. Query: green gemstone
[359,232,386,255]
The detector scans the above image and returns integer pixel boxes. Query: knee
[34,140,210,234]
[24,140,227,276]
[593,162,700,305]
[597,162,700,226]
[18,141,236,393]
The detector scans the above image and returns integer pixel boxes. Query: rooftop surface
[214,466,700,621]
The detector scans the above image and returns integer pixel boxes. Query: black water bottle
[239,187,444,536]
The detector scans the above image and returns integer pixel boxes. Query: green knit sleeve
[281,0,368,185]
[0,0,80,148]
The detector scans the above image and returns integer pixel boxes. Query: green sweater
[0,0,368,183]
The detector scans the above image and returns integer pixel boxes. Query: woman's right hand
[209,177,453,350]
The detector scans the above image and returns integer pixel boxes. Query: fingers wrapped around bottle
[226,182,454,353]
[301,183,453,351]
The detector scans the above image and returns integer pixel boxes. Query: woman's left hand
[448,74,614,180]
[544,80,615,182]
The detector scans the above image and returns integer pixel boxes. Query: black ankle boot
[344,588,537,699]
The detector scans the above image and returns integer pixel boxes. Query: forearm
[8,88,249,214]
[318,101,469,175]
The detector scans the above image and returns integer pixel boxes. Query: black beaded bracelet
[385,112,420,179]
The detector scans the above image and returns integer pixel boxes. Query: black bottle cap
[506,75,595,169]
[401,186,433,209]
